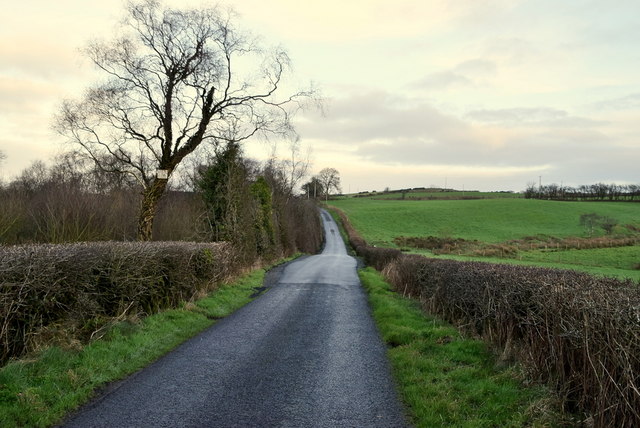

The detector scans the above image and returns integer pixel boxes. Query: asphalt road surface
[62,210,409,427]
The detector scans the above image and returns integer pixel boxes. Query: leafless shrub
[385,257,640,427]
[469,243,519,257]
[0,150,324,363]
[1,159,141,244]
[283,198,324,254]
[525,182,640,201]
[0,188,27,243]
[0,241,241,363]
[394,235,471,250]
[0,169,211,245]
[1,192,321,364]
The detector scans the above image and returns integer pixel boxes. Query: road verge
[0,260,296,428]
[358,267,563,427]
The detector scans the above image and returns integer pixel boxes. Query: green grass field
[331,197,640,280]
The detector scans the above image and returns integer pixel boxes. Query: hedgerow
[0,241,241,364]
[332,206,640,428]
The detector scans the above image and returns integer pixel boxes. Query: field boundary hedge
[331,206,640,428]
[0,241,242,364]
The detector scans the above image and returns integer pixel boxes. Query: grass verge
[0,267,271,428]
[359,267,562,427]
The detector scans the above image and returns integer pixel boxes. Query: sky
[1,0,639,192]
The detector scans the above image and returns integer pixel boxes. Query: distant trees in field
[301,176,324,199]
[302,167,342,200]
[524,182,640,201]
[579,213,619,236]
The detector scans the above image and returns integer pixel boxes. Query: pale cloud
[482,37,541,65]
[454,59,497,76]
[0,41,81,80]
[1,0,638,191]
[336,161,550,194]
[345,125,631,191]
[293,88,632,191]
[412,58,498,91]
[236,0,522,42]
[466,108,605,128]
[298,91,468,143]
[0,77,54,113]
[413,71,472,90]
[467,108,567,124]
[234,0,443,42]
[301,91,609,162]
[592,93,640,111]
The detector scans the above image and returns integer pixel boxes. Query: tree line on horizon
[524,182,640,201]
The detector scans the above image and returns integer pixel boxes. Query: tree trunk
[137,179,168,241]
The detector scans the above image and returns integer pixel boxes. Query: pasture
[330,196,640,280]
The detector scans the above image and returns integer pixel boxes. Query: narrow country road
[61,210,409,427]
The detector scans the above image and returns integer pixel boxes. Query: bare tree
[301,176,323,199]
[13,160,49,193]
[317,167,341,201]
[55,0,315,240]
[271,136,312,198]
[285,138,312,197]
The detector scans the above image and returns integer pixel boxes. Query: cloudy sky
[1,0,639,192]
